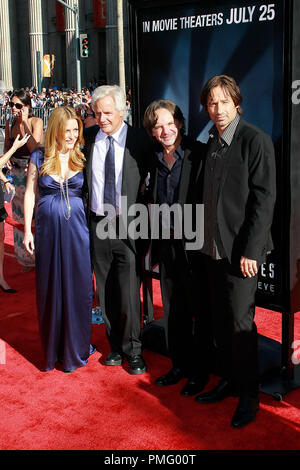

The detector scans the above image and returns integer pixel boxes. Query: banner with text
[130,0,286,311]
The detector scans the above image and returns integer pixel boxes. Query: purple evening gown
[31,149,93,371]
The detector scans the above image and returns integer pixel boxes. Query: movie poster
[129,0,287,312]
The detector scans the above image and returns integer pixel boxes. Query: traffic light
[80,34,89,58]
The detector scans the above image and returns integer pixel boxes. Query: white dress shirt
[91,122,128,215]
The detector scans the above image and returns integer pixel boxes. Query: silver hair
[91,85,127,113]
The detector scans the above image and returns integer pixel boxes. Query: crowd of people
[0,79,102,109]
[0,77,276,430]
[0,87,88,111]
[0,81,132,117]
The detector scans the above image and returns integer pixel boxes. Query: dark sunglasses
[9,102,24,109]
[83,112,95,119]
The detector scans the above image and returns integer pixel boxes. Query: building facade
[0,0,130,91]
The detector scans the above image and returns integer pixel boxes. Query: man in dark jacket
[143,99,209,396]
[84,85,150,375]
[195,75,276,428]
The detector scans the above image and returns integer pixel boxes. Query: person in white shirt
[84,85,151,375]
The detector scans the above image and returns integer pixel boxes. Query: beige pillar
[65,0,77,89]
[0,0,13,90]
[117,0,125,93]
[28,0,45,88]
[106,0,119,84]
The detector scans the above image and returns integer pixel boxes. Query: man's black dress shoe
[105,352,123,366]
[231,394,259,428]
[181,375,209,397]
[127,355,146,375]
[155,367,185,386]
[195,379,232,403]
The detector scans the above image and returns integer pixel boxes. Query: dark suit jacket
[83,123,151,254]
[205,118,276,266]
[148,136,206,267]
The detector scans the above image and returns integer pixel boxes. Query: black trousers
[90,217,142,358]
[200,254,259,396]
[159,241,214,377]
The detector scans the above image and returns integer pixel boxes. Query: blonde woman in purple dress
[23,107,94,372]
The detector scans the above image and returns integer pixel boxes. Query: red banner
[56,2,66,31]
[94,0,106,27]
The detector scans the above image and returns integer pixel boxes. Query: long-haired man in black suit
[143,99,209,396]
[195,75,276,428]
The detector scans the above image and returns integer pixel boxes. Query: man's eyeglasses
[9,102,24,110]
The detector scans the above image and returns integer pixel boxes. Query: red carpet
[0,204,299,451]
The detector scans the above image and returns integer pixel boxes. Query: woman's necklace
[59,165,71,221]
[59,152,70,162]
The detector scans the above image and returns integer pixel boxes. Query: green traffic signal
[82,38,89,57]
[80,34,89,58]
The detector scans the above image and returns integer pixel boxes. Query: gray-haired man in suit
[84,85,150,375]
